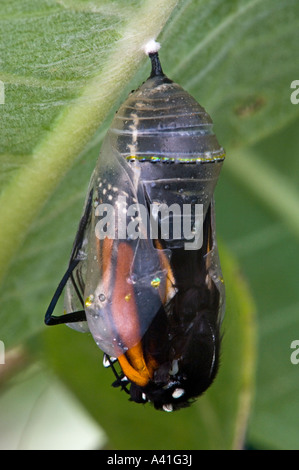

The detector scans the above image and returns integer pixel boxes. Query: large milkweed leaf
[0,0,179,284]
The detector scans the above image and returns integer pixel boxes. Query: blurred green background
[0,0,298,450]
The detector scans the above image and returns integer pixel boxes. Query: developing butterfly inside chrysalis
[45,40,225,412]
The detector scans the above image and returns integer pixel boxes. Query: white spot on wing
[163,404,173,412]
[172,388,185,399]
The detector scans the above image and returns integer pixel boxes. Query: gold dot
[151,277,161,288]
[85,295,94,307]
[125,293,131,302]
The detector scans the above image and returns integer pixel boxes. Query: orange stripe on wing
[118,342,154,387]
[96,237,114,290]
[111,242,141,351]
[111,242,158,387]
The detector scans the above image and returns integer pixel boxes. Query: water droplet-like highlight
[127,274,137,285]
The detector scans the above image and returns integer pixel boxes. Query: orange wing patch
[118,342,157,387]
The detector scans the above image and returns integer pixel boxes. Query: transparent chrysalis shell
[48,50,226,411]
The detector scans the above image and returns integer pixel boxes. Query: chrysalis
[45,42,225,412]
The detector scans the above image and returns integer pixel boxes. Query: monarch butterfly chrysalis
[45,41,225,412]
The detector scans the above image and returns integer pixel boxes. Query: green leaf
[42,245,256,450]
[0,0,178,283]
[216,119,299,450]
[1,0,298,450]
